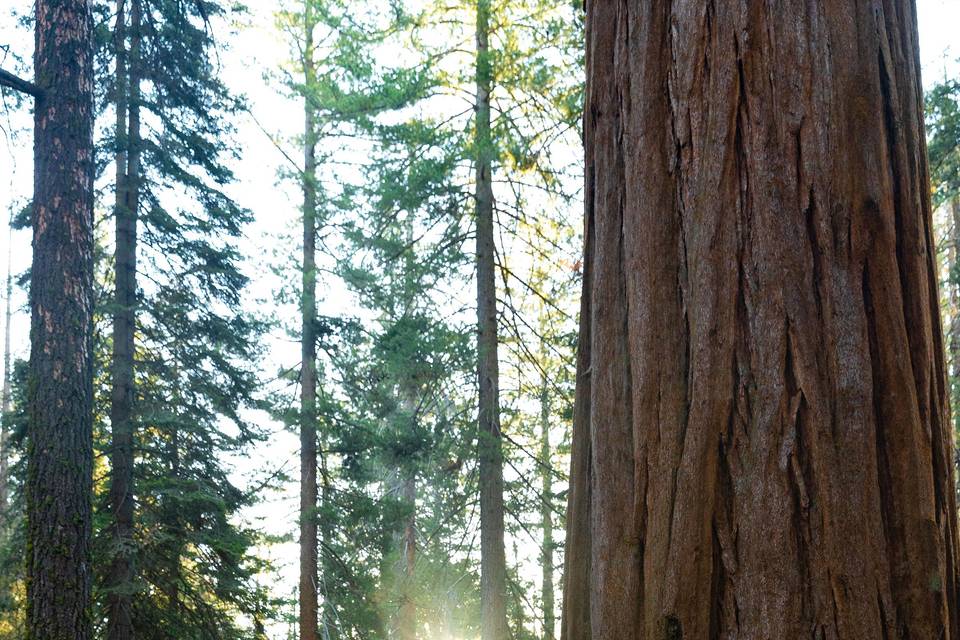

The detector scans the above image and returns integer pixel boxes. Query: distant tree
[564,4,960,638]
[927,73,960,208]
[0,213,14,515]
[300,4,320,638]
[98,0,269,636]
[0,360,28,640]
[927,71,960,447]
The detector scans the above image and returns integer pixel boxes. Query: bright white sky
[1,2,959,636]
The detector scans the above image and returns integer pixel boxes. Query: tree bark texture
[475,1,509,639]
[107,0,141,636]
[563,3,960,639]
[300,3,319,637]
[27,0,95,638]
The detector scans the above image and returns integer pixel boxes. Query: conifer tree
[927,70,960,442]
[299,2,320,636]
[98,0,269,636]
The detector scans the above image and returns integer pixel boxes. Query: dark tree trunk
[107,0,141,636]
[474,1,508,639]
[300,2,319,637]
[27,0,95,638]
[563,3,960,639]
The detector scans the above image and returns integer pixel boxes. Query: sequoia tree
[563,3,960,639]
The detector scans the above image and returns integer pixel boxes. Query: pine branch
[0,68,43,98]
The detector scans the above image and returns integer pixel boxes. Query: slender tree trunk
[539,377,554,640]
[0,215,13,514]
[474,2,508,639]
[319,438,332,640]
[563,3,960,639]
[27,0,95,638]
[300,2,319,637]
[107,0,141,636]
[391,472,417,640]
[164,421,182,614]
[395,222,419,640]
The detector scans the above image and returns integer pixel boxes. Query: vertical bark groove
[563,2,960,639]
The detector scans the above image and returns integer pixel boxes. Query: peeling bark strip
[27,0,95,639]
[563,2,960,639]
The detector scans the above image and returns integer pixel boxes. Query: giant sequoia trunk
[563,3,960,639]
[474,1,509,639]
[27,0,95,638]
[107,0,142,636]
[300,3,320,638]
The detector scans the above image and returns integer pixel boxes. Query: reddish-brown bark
[563,2,960,639]
[27,0,95,638]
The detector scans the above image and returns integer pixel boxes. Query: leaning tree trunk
[474,1,509,639]
[563,3,960,639]
[300,2,320,638]
[107,0,142,636]
[27,0,95,638]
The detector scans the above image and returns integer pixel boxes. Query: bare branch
[0,68,43,99]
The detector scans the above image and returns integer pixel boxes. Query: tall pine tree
[99,0,269,636]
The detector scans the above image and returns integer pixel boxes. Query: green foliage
[927,74,960,207]
[89,0,274,636]
[268,0,584,638]
[0,361,28,640]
